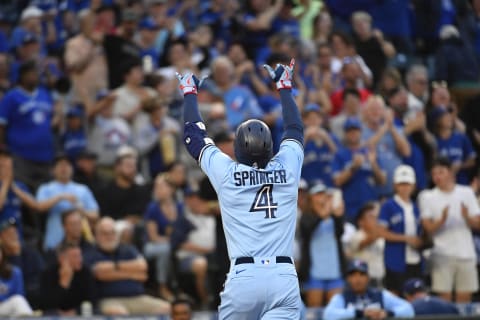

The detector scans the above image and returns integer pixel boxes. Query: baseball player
[176,59,304,319]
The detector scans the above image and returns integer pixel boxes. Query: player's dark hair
[355,202,376,225]
[61,208,81,226]
[342,88,361,101]
[56,242,80,256]
[431,156,452,169]
[121,59,142,79]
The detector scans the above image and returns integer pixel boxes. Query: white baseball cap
[21,6,43,21]
[393,165,416,184]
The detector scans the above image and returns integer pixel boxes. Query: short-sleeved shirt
[331,146,380,220]
[435,131,476,185]
[0,87,54,162]
[418,185,480,259]
[362,125,405,197]
[200,139,303,259]
[37,181,99,250]
[85,245,144,298]
[144,201,182,238]
[223,85,264,130]
[0,266,24,302]
[302,136,338,186]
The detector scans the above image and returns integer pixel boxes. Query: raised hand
[175,72,207,95]
[263,58,295,90]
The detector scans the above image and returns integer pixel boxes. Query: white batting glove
[263,58,295,90]
[175,72,206,95]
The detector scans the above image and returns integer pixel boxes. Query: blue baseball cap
[347,259,369,274]
[66,105,84,117]
[403,278,426,295]
[139,17,158,30]
[21,32,39,46]
[303,103,322,114]
[344,117,362,131]
[308,182,328,195]
[428,106,451,124]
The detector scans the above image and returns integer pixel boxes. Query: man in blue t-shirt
[332,117,386,221]
[85,217,170,315]
[403,278,459,316]
[0,60,56,190]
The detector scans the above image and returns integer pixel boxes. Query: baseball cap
[21,32,38,46]
[139,17,158,30]
[347,259,369,275]
[116,145,138,160]
[309,182,328,195]
[344,117,362,131]
[303,103,322,114]
[403,278,426,295]
[0,217,16,232]
[428,106,451,124]
[393,165,416,184]
[21,6,43,21]
[66,105,84,118]
[298,178,308,191]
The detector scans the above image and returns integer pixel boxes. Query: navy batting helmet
[234,119,273,169]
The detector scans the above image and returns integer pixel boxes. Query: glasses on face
[432,81,448,89]
[414,78,428,85]
[99,230,116,236]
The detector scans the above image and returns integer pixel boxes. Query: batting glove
[175,72,206,95]
[263,58,295,90]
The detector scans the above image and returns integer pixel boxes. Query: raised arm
[263,59,304,146]
[176,73,213,162]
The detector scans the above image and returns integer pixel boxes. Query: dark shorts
[385,263,422,294]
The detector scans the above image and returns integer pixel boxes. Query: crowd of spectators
[0,0,480,318]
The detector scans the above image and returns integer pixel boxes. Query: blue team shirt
[144,201,182,237]
[200,139,303,259]
[362,126,405,197]
[0,87,54,162]
[378,198,421,273]
[37,181,98,249]
[223,85,264,130]
[0,267,25,302]
[332,147,379,220]
[62,129,87,161]
[411,296,459,315]
[85,244,145,298]
[324,290,415,320]
[302,137,337,187]
[435,131,476,185]
[0,181,30,238]
[310,218,341,279]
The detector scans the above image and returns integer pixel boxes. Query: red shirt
[330,88,372,116]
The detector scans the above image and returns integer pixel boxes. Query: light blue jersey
[200,139,303,259]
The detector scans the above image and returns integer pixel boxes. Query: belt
[235,256,293,265]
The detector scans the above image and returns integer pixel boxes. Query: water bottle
[81,301,92,317]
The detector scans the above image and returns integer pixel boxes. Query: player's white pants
[218,257,302,320]
[0,295,33,316]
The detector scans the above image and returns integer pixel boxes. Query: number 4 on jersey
[250,184,278,218]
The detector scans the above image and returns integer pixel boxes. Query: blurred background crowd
[1,0,480,318]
